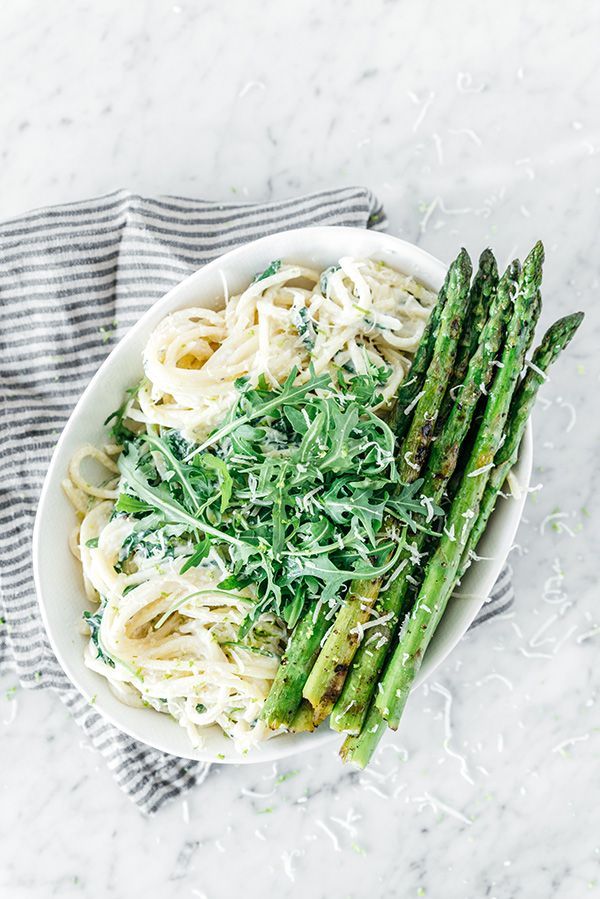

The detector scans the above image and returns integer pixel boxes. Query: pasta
[63,256,435,752]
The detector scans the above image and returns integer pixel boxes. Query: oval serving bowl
[33,226,532,764]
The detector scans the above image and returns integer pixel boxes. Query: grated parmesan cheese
[403,390,426,416]
[525,358,548,380]
[403,451,420,471]
[468,462,494,478]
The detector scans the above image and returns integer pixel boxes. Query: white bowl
[33,227,532,764]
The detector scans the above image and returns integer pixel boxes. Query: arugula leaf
[317,403,360,473]
[253,260,282,283]
[286,534,405,605]
[197,454,233,513]
[179,536,211,574]
[348,487,388,545]
[338,363,390,408]
[165,430,195,460]
[217,573,252,591]
[82,597,115,668]
[142,432,202,514]
[103,381,141,444]
[282,585,306,629]
[283,405,310,435]
[291,304,317,350]
[298,407,326,463]
[114,493,154,515]
[118,443,243,548]
[270,462,289,558]
[115,521,186,572]
[186,366,332,458]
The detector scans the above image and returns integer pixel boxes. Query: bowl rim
[32,225,532,764]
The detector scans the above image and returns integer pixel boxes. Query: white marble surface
[1,2,599,897]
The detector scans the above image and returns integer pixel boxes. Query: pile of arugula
[112,364,438,636]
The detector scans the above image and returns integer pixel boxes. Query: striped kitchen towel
[0,187,514,814]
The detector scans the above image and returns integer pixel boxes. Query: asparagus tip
[456,246,473,273]
[478,247,498,278]
[535,311,585,362]
[500,258,521,283]
[525,239,545,270]
[558,310,585,340]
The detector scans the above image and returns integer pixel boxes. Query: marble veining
[1,1,599,897]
